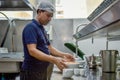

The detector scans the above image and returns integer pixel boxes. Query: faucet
[74,24,87,58]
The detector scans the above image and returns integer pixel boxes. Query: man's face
[38,10,53,25]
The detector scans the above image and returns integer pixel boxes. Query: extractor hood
[0,0,35,11]
[73,0,120,41]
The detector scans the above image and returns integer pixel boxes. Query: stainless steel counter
[0,52,24,73]
[51,66,120,80]
[0,52,24,62]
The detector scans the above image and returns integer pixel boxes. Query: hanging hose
[0,12,11,47]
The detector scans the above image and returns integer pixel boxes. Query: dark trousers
[20,70,47,80]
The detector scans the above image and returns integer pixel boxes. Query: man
[20,1,74,80]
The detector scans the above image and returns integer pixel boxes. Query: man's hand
[63,53,75,62]
[53,57,67,71]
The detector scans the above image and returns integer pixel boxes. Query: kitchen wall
[50,19,74,54]
[1,18,120,56]
[0,18,88,55]
[77,38,120,56]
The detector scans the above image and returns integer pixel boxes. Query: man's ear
[37,9,40,14]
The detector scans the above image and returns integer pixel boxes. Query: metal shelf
[73,0,120,41]
[87,0,117,21]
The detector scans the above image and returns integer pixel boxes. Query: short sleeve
[23,25,37,44]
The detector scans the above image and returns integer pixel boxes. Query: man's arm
[48,45,65,58]
[27,43,66,71]
[48,45,74,62]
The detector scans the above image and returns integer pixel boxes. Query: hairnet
[37,0,55,13]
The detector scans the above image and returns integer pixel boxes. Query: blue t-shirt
[22,19,50,72]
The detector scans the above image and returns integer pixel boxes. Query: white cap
[37,0,55,13]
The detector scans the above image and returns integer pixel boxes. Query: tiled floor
[50,67,62,80]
